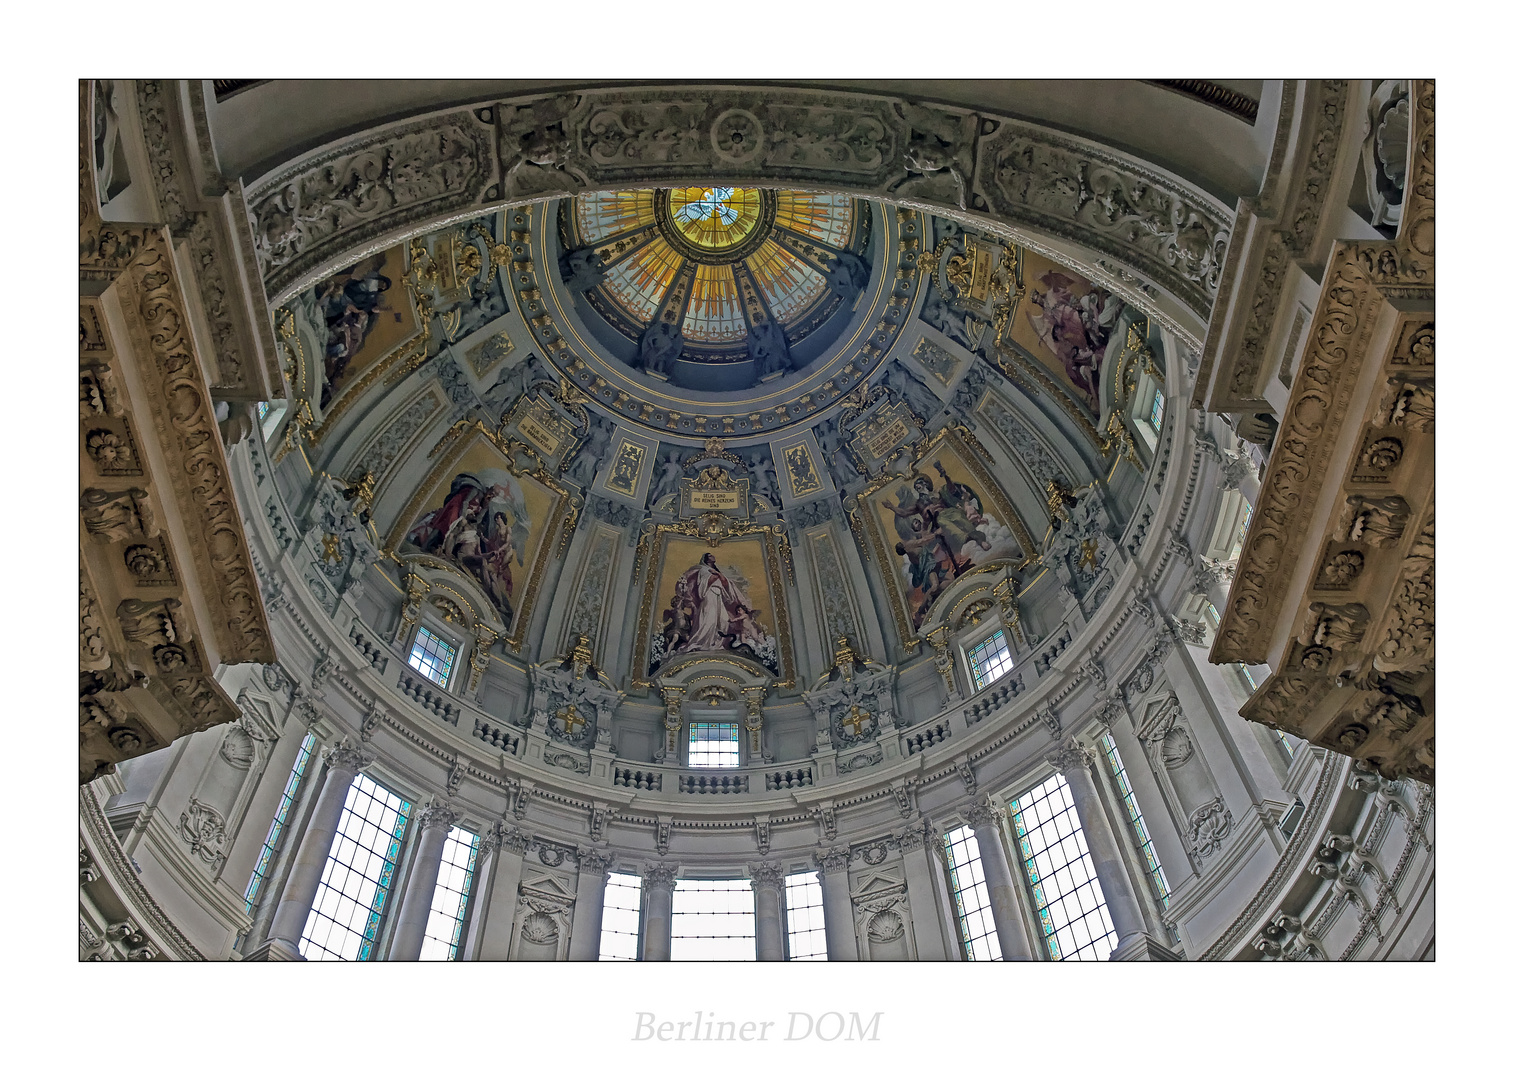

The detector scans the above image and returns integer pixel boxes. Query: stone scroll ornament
[246,88,1232,320]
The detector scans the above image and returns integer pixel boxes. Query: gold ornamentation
[320,533,342,564]
[1100,410,1145,472]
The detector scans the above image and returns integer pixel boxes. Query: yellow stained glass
[668,187,763,252]
[682,264,747,344]
[744,239,830,323]
[598,237,685,324]
[775,192,854,249]
[576,189,657,245]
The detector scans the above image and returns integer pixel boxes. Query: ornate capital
[323,738,373,776]
[417,798,460,834]
[815,846,851,875]
[643,863,679,891]
[748,861,785,890]
[962,795,1002,832]
[499,824,531,856]
[578,848,615,877]
[1047,741,1096,775]
[893,818,931,853]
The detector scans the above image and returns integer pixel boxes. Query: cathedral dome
[556,186,877,393]
[79,79,1433,969]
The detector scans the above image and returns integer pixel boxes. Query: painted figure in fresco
[883,462,1018,625]
[404,469,532,620]
[317,267,392,408]
[661,553,773,663]
[1026,270,1125,408]
[660,576,696,655]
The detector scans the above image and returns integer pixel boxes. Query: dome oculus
[562,188,869,378]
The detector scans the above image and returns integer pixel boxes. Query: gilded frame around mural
[382,419,579,653]
[630,516,797,689]
[849,424,1036,649]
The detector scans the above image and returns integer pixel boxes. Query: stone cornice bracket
[748,862,785,890]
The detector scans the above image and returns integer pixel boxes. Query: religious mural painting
[390,431,567,636]
[1005,251,1127,418]
[857,431,1032,636]
[646,537,781,679]
[300,244,419,411]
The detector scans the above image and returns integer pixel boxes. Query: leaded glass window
[418,825,479,960]
[967,628,1014,692]
[1009,774,1119,961]
[688,721,740,768]
[1237,664,1258,692]
[1149,388,1165,432]
[1277,731,1297,758]
[784,871,827,960]
[943,825,1003,961]
[299,774,412,961]
[1230,498,1254,559]
[407,625,457,688]
[257,400,270,421]
[244,731,316,914]
[670,879,756,960]
[599,872,644,960]
[1098,734,1172,908]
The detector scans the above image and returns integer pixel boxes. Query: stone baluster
[962,796,1038,961]
[641,863,678,961]
[387,798,460,961]
[815,847,858,960]
[264,740,372,957]
[1049,743,1151,957]
[750,862,786,961]
[568,849,615,960]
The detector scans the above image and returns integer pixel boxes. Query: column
[1049,743,1149,955]
[568,850,614,960]
[962,796,1038,961]
[465,824,530,960]
[386,798,459,961]
[264,740,372,957]
[815,847,858,960]
[894,820,952,960]
[750,862,786,961]
[641,864,678,961]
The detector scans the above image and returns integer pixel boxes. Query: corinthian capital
[578,848,615,876]
[1047,741,1096,775]
[815,846,851,875]
[643,863,679,890]
[962,795,1002,832]
[417,798,460,834]
[748,861,785,890]
[323,738,374,775]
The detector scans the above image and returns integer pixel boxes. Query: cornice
[243,84,1232,331]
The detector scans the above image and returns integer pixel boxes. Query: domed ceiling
[263,183,1173,766]
[558,187,872,391]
